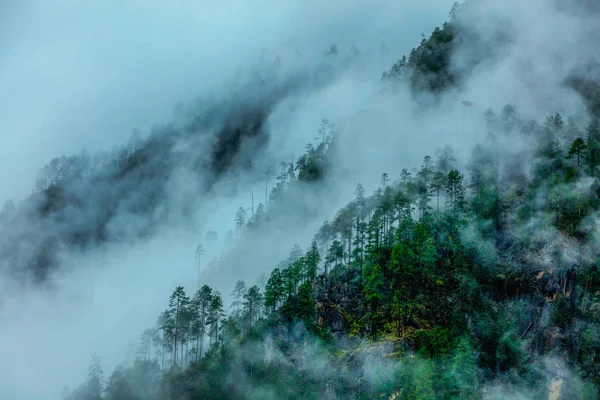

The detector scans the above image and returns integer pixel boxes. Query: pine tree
[288,258,303,294]
[484,108,497,138]
[436,145,456,174]
[586,119,600,175]
[315,220,332,255]
[86,354,103,400]
[326,240,344,272]
[234,207,247,234]
[168,286,189,367]
[416,156,434,216]
[243,285,263,327]
[264,268,284,313]
[431,171,447,213]
[446,169,465,213]
[448,337,478,398]
[305,241,321,280]
[231,280,247,314]
[287,244,303,264]
[362,259,384,339]
[567,137,587,170]
[381,173,389,187]
[297,281,315,324]
[192,285,212,362]
[207,292,225,346]
[500,104,517,133]
[253,203,265,227]
[157,310,173,369]
[390,241,418,336]
[179,299,195,366]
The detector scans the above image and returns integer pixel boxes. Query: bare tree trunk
[172,336,177,367]
[185,339,189,366]
[195,335,200,363]
[199,332,204,362]
[180,340,184,367]
[214,322,219,346]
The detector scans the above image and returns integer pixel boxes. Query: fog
[0,0,456,398]
[1,0,598,397]
[0,0,452,201]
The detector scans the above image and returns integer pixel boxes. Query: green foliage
[296,119,335,182]
[551,295,572,330]
[567,137,587,169]
[104,360,162,400]
[407,24,457,93]
[496,331,523,373]
[297,281,316,324]
[362,260,385,339]
[243,285,263,327]
[446,169,465,212]
[231,280,247,314]
[396,357,436,400]
[415,327,453,358]
[578,325,600,385]
[64,14,600,397]
[264,268,284,313]
[447,337,479,399]
[390,241,419,336]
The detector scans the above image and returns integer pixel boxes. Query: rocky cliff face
[315,269,364,336]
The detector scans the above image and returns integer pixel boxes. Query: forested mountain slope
[0,57,347,283]
[13,0,600,399]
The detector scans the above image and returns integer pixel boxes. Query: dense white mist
[0,0,452,201]
[331,0,598,193]
[0,1,456,398]
[455,0,593,119]
[0,229,201,399]
[1,0,597,397]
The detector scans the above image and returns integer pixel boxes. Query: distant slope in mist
[381,0,600,117]
[0,63,341,282]
[43,1,600,400]
[4,0,599,286]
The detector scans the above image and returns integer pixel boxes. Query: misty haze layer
[3,0,600,399]
[0,1,455,398]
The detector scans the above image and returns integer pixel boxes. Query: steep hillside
[60,3,600,400]
[0,61,345,282]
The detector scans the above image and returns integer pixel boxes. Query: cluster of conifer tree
[63,102,600,399]
[61,2,600,398]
